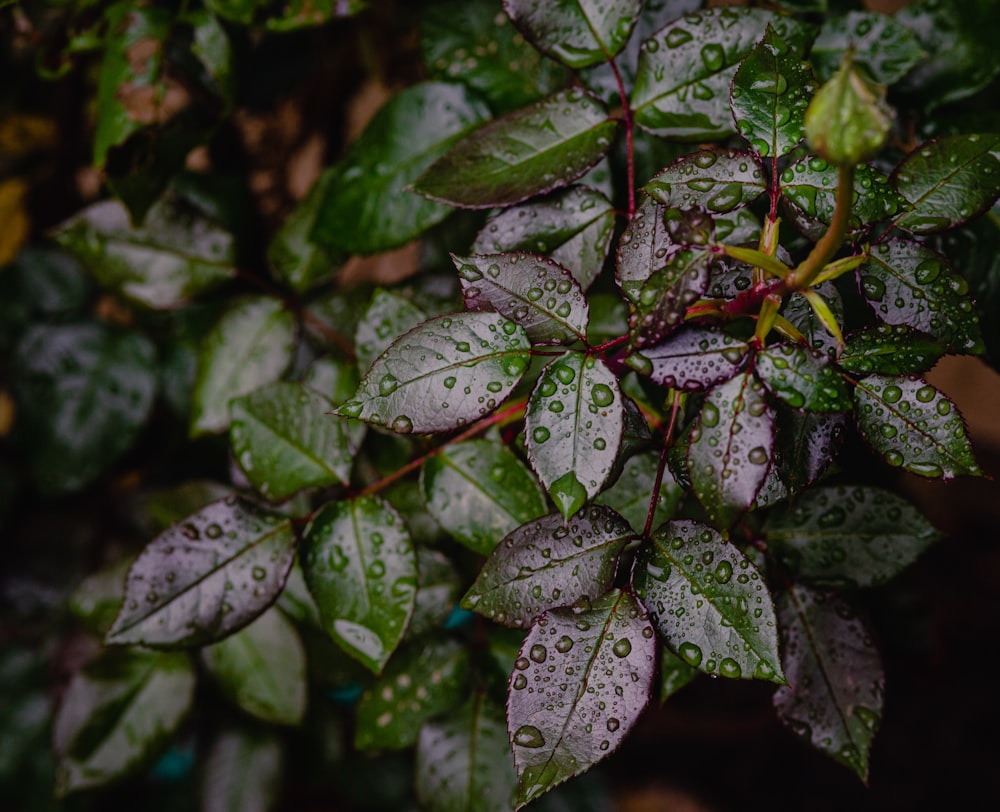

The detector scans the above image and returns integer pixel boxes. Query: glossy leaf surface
[633,326,749,391]
[629,242,714,350]
[810,11,924,84]
[615,198,675,304]
[756,342,851,412]
[410,549,462,637]
[784,283,844,356]
[839,325,946,375]
[201,727,283,812]
[595,451,683,533]
[355,289,428,373]
[643,148,766,213]
[769,409,847,499]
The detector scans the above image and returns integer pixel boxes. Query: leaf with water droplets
[630,326,750,392]
[783,282,843,356]
[409,549,462,638]
[658,647,698,702]
[615,198,675,305]
[853,374,980,479]
[595,451,684,533]
[687,371,775,529]
[810,11,925,85]
[767,409,847,503]
[503,0,641,69]
[200,607,307,726]
[731,26,817,159]
[773,585,883,782]
[892,134,1000,234]
[413,88,616,209]
[355,289,428,373]
[643,148,766,212]
[106,498,296,647]
[335,312,531,434]
[507,590,655,808]
[416,691,517,812]
[632,7,815,140]
[765,485,940,589]
[525,352,624,520]
[302,495,417,673]
[454,252,589,344]
[462,505,633,628]
[859,239,983,354]
[633,520,784,683]
[756,342,851,412]
[355,637,470,750]
[472,186,615,290]
[839,324,946,375]
[421,438,547,556]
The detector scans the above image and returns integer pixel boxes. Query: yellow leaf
[0,178,29,267]
[0,112,57,157]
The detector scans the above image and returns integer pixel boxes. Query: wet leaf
[413,88,616,209]
[633,520,784,683]
[629,241,714,349]
[714,207,761,244]
[354,637,470,750]
[53,648,195,796]
[858,239,983,354]
[839,324,946,375]
[311,82,491,255]
[631,326,749,392]
[455,252,589,344]
[190,296,296,436]
[503,0,641,69]
[462,505,633,628]
[773,586,883,782]
[853,374,980,479]
[106,497,296,647]
[471,186,615,290]
[355,289,428,373]
[416,692,517,812]
[687,371,775,528]
[421,439,547,556]
[783,282,843,356]
[769,409,847,499]
[731,26,817,159]
[659,647,698,702]
[409,549,462,637]
[631,7,814,140]
[765,485,940,589]
[507,590,655,808]
[336,312,531,434]
[756,342,851,412]
[69,558,131,636]
[643,148,766,212]
[615,198,675,305]
[595,451,684,533]
[892,134,1000,234]
[810,11,924,85]
[525,352,624,520]
[201,727,283,812]
[302,495,417,673]
[201,607,307,726]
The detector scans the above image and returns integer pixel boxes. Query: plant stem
[643,396,681,537]
[785,164,855,291]
[607,57,635,218]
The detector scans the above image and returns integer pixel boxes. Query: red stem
[643,396,682,537]
[607,57,635,218]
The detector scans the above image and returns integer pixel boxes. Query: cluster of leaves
[2,0,1000,810]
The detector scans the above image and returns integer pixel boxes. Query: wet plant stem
[607,56,635,218]
[643,396,681,537]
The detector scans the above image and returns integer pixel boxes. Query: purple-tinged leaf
[629,244,714,349]
[811,11,925,85]
[462,505,633,628]
[839,324,946,375]
[355,289,427,373]
[616,198,676,305]
[756,342,851,412]
[507,590,655,808]
[714,207,762,244]
[642,148,766,212]
[630,326,749,391]
[783,282,843,357]
[201,727,283,812]
[595,451,684,534]
[771,409,847,498]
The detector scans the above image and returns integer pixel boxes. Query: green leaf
[131,479,234,537]
[413,88,616,209]
[410,549,462,637]
[302,495,417,673]
[525,352,624,520]
[201,727,283,812]
[12,323,156,494]
[311,82,491,255]
[507,590,655,808]
[421,439,547,556]
[767,409,847,500]
[839,325,946,375]
[53,648,195,796]
[355,289,428,373]
[69,558,131,636]
[853,374,980,479]
[765,485,940,589]
[687,370,775,528]
[756,342,851,412]
[631,7,814,140]
[643,148,766,212]
[201,607,307,726]
[858,239,983,354]
[416,692,517,812]
[471,185,615,290]
[454,252,589,344]
[810,11,924,84]
[336,312,531,434]
[714,206,762,245]
[892,134,1000,234]
[354,637,470,750]
[595,451,683,534]
[230,382,353,501]
[503,0,641,69]
[773,586,883,782]
[631,326,750,392]
[629,242,714,349]
[462,505,633,627]
[187,8,234,105]
[615,198,675,305]
[190,296,296,436]
[783,282,844,356]
[106,497,296,647]
[730,26,816,159]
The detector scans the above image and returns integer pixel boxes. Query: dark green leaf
[305,355,361,408]
[410,549,462,637]
[839,324,946,375]
[455,252,589,344]
[421,439,547,556]
[853,374,980,479]
[643,148,766,212]
[462,505,633,627]
[756,342,851,412]
[131,479,234,537]
[336,312,531,434]
[266,0,368,30]
[507,590,655,808]
[615,198,674,305]
[53,648,195,796]
[525,352,624,520]
[201,607,307,726]
[187,8,234,104]
[355,289,428,373]
[0,246,91,347]
[634,520,784,682]
[810,11,924,85]
[596,451,683,533]
[714,207,761,244]
[311,82,491,254]
[107,497,296,647]
[629,242,714,350]
[892,134,1000,234]
[768,409,847,500]
[659,647,698,702]
[631,326,750,392]
[586,292,629,345]
[201,727,283,812]
[69,558,131,636]
[784,283,843,356]
[765,485,940,589]
[413,88,616,209]
[774,586,883,782]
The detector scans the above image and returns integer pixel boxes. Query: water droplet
[555,635,574,653]
[251,566,266,581]
[513,725,546,748]
[591,384,614,407]
[391,415,413,433]
[378,374,400,396]
[665,27,693,48]
[719,658,741,678]
[532,426,550,443]
[679,642,703,667]
[714,561,733,584]
[512,674,527,690]
[529,644,547,663]
[612,638,632,658]
[606,718,620,732]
